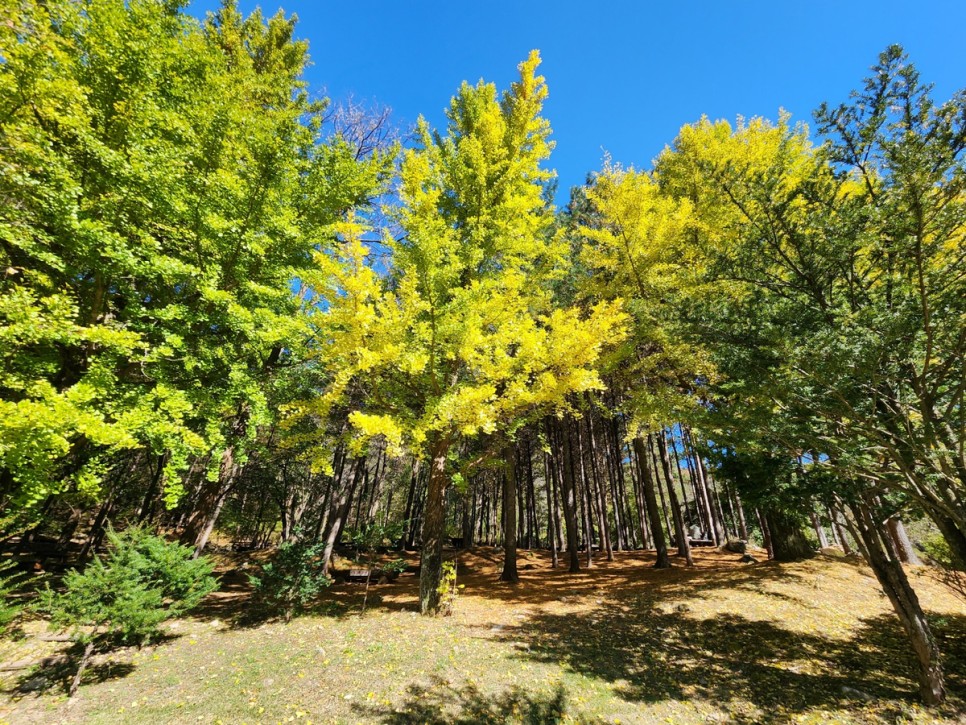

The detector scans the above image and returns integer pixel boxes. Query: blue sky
[191,1,966,203]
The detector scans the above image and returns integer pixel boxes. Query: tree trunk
[764,508,813,561]
[321,457,363,574]
[847,502,945,705]
[419,437,451,615]
[500,444,520,583]
[652,434,692,565]
[557,417,581,573]
[544,450,559,568]
[633,436,671,568]
[810,511,830,549]
[756,508,773,558]
[888,516,921,565]
[181,446,240,556]
[587,415,613,561]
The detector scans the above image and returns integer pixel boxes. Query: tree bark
[419,437,451,615]
[847,502,945,705]
[633,436,671,569]
[887,516,921,565]
[557,417,581,573]
[764,508,813,561]
[500,443,520,583]
[657,434,693,567]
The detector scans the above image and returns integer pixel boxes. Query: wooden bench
[689,538,715,547]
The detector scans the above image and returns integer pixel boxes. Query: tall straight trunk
[668,429,695,531]
[632,436,671,568]
[366,445,387,524]
[707,469,731,540]
[846,501,945,705]
[756,508,773,558]
[887,516,921,565]
[420,437,452,615]
[500,443,520,583]
[557,417,581,573]
[525,436,538,548]
[612,414,636,548]
[686,430,722,544]
[651,440,674,543]
[626,434,650,549]
[477,481,489,545]
[575,421,595,568]
[587,415,614,561]
[653,434,693,566]
[402,458,420,548]
[733,487,749,540]
[544,450,559,567]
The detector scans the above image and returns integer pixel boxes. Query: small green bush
[920,532,957,569]
[249,540,331,621]
[38,527,217,695]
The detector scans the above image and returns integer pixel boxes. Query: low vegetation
[1,549,964,724]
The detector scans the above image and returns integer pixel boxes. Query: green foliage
[39,527,216,644]
[0,0,392,528]
[249,540,331,620]
[920,533,956,570]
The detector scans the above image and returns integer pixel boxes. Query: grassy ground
[1,547,964,724]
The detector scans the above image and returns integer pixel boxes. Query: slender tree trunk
[686,430,723,544]
[756,508,774,558]
[500,443,520,583]
[846,501,945,705]
[587,415,613,561]
[420,437,452,615]
[733,487,749,541]
[320,457,362,574]
[655,433,693,566]
[831,508,853,555]
[544,450,559,568]
[626,434,650,549]
[633,437,671,568]
[888,516,921,565]
[557,417,581,573]
[811,511,830,549]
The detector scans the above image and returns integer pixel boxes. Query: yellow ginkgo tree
[298,52,626,614]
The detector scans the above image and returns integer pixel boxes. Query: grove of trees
[1,0,963,707]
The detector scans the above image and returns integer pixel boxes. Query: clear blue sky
[191,1,966,202]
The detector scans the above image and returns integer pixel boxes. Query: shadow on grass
[495,603,966,723]
[352,675,606,724]
[7,639,140,696]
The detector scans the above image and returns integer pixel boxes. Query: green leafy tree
[0,0,391,544]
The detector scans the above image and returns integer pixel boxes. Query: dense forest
[1,0,964,712]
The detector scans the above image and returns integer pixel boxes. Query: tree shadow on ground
[496,603,966,723]
[352,675,606,724]
[6,642,138,697]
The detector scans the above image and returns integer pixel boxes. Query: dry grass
[1,547,964,724]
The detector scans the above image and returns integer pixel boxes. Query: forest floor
[1,546,964,724]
